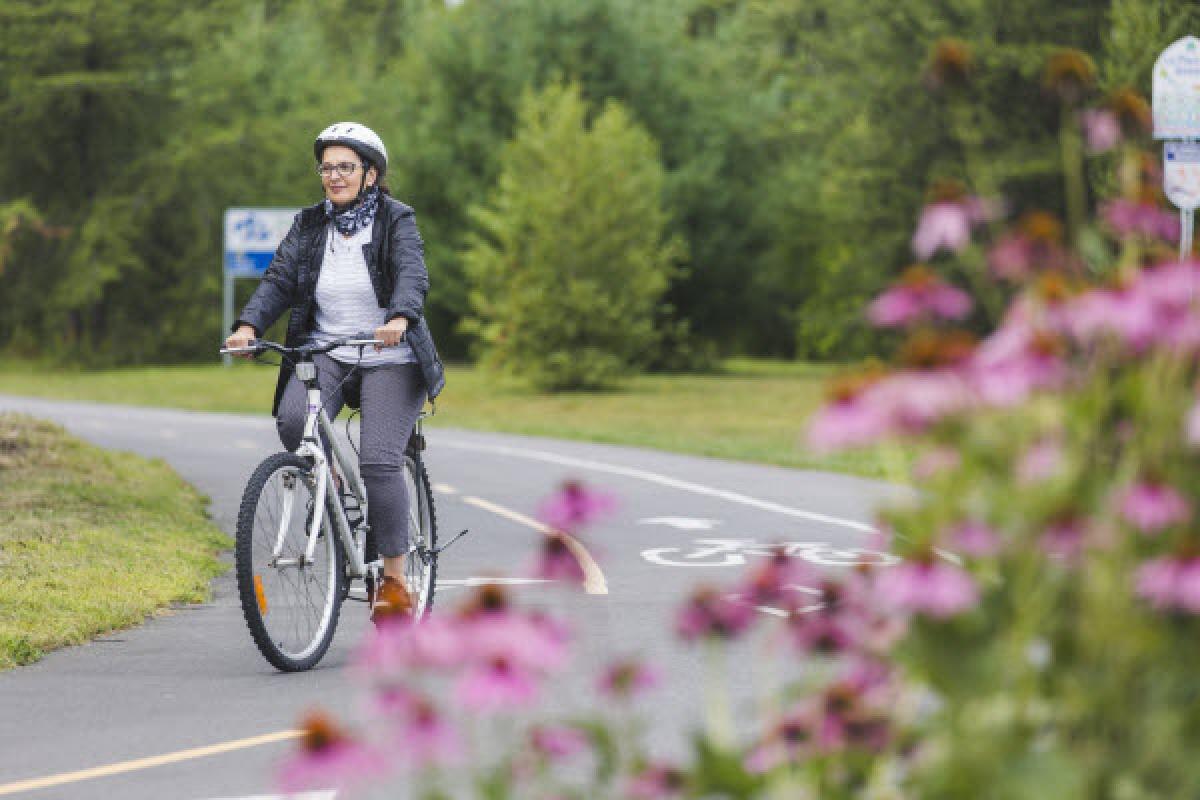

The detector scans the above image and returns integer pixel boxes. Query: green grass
[0,413,232,669]
[0,358,898,477]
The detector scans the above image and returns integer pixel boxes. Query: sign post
[222,208,298,366]
[1153,36,1200,259]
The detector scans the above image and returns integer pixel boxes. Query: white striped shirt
[313,224,416,366]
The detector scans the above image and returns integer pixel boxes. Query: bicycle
[220,334,462,671]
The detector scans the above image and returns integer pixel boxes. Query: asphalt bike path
[0,395,906,799]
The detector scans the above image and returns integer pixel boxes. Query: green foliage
[461,82,680,391]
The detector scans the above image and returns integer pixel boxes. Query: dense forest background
[1,0,1197,369]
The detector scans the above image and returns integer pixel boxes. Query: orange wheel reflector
[254,574,268,615]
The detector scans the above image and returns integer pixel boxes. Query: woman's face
[319,144,376,206]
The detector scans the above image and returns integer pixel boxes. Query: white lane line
[433,482,458,495]
[461,495,608,595]
[0,730,302,797]
[440,440,877,534]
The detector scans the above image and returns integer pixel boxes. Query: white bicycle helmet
[314,122,388,177]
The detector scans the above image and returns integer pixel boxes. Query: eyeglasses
[316,161,365,179]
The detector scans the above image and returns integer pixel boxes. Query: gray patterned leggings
[276,354,426,557]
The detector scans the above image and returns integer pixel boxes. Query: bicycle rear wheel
[403,456,438,618]
[236,452,345,671]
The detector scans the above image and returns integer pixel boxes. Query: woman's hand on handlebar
[374,317,408,351]
[225,325,258,358]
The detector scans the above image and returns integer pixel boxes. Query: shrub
[460,81,682,391]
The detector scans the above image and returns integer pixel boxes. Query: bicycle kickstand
[433,529,470,556]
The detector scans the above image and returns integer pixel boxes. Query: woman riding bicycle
[225,122,445,624]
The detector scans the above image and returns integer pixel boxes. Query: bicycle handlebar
[219,333,394,358]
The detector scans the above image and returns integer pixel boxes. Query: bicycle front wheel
[404,456,438,618]
[236,453,345,671]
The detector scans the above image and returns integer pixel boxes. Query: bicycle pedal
[432,529,470,555]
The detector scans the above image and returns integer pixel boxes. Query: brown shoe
[370,575,413,627]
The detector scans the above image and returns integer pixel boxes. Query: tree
[461,82,681,390]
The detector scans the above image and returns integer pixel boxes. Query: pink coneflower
[1118,480,1191,534]
[532,533,586,584]
[739,550,816,608]
[529,724,589,761]
[868,266,973,327]
[789,612,859,655]
[597,658,660,700]
[1017,437,1065,484]
[947,520,1001,557]
[874,558,979,618]
[1080,109,1120,152]
[466,612,570,673]
[745,711,816,773]
[355,614,465,675]
[675,585,755,641]
[1040,515,1087,562]
[388,696,461,767]
[627,763,687,799]
[1101,199,1180,242]
[912,202,973,259]
[537,480,617,532]
[968,318,1068,407]
[1061,287,1159,351]
[454,655,539,712]
[870,369,973,433]
[805,390,891,452]
[278,711,387,795]
[1133,556,1200,613]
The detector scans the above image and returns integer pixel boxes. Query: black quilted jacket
[234,195,446,415]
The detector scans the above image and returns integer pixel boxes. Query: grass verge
[0,413,231,670]
[0,358,903,478]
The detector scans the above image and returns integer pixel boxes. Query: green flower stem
[703,640,735,750]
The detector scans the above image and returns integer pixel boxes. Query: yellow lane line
[461,495,609,595]
[0,729,302,796]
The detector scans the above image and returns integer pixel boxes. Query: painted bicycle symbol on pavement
[640,538,899,568]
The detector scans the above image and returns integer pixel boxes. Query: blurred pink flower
[356,614,465,675]
[745,711,816,773]
[968,317,1068,407]
[529,724,589,761]
[1040,515,1087,562]
[947,520,1001,557]
[454,655,538,712]
[537,480,617,532]
[913,445,961,479]
[806,392,891,452]
[1080,109,1120,152]
[789,613,859,655]
[1062,287,1159,351]
[597,658,660,700]
[1017,437,1065,484]
[1101,199,1180,242]
[278,712,388,795]
[740,550,817,608]
[627,763,687,799]
[1117,480,1191,534]
[388,696,461,767]
[532,533,586,584]
[1134,557,1182,609]
[868,269,973,328]
[675,586,755,641]
[874,369,974,432]
[875,559,980,618]
[466,612,570,673]
[987,233,1035,281]
[912,202,972,259]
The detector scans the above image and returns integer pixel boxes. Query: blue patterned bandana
[324,185,380,237]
